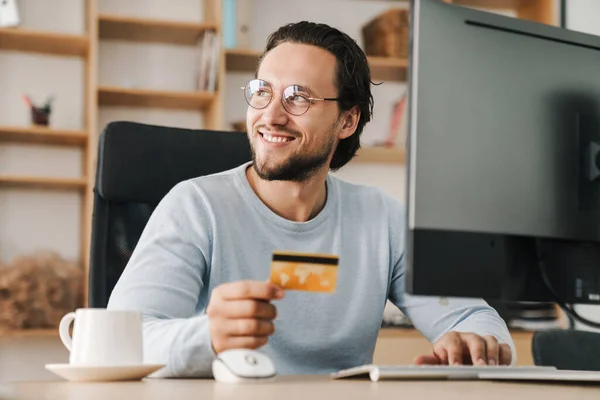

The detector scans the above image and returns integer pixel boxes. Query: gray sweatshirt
[107,162,515,378]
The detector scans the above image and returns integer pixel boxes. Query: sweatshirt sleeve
[107,180,216,378]
[384,197,517,364]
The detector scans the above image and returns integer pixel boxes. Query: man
[107,21,515,378]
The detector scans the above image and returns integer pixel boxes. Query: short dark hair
[260,21,374,170]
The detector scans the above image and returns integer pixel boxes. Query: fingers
[215,299,277,320]
[484,336,499,366]
[227,319,275,337]
[213,336,269,352]
[432,345,448,365]
[208,281,283,354]
[435,332,463,365]
[209,318,275,354]
[463,333,487,365]
[421,332,513,367]
[216,281,284,301]
[210,317,275,339]
[499,343,512,365]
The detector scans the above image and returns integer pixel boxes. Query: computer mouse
[212,349,276,383]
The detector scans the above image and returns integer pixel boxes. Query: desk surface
[3,376,600,400]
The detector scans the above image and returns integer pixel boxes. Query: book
[222,0,237,49]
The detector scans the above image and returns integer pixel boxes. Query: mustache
[253,125,300,138]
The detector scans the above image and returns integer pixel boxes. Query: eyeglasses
[242,79,340,116]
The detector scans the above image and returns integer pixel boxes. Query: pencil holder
[31,106,50,126]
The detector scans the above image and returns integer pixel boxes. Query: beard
[250,123,338,182]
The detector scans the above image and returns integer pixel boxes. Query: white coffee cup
[58,308,143,366]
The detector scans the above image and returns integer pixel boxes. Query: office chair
[88,121,252,308]
[532,328,600,371]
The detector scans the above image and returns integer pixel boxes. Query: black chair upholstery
[532,328,600,371]
[88,121,252,307]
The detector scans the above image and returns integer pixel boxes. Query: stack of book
[196,30,220,92]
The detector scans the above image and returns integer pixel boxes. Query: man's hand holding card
[207,250,339,354]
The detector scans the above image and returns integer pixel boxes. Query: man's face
[246,42,345,182]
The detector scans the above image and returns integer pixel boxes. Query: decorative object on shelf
[0,0,20,28]
[23,94,54,127]
[384,91,408,148]
[0,251,83,332]
[355,91,407,164]
[222,0,252,49]
[361,8,409,58]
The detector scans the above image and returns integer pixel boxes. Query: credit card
[269,250,339,293]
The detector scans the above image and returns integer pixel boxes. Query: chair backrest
[532,328,600,371]
[88,121,252,307]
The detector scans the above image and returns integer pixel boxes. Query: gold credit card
[269,250,339,293]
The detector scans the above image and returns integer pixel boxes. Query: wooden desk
[2,376,600,400]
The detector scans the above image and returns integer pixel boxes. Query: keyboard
[331,364,558,382]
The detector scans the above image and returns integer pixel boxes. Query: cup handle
[58,312,76,352]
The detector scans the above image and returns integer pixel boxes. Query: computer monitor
[405,0,600,306]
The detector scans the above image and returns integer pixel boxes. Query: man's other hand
[413,331,512,366]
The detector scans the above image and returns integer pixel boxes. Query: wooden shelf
[98,86,215,110]
[226,48,262,73]
[0,125,87,146]
[0,28,88,57]
[368,56,408,82]
[354,146,406,164]
[0,175,88,191]
[225,49,407,82]
[99,14,217,46]
[0,329,57,339]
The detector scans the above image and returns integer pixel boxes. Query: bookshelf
[0,0,98,339]
[0,0,557,338]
